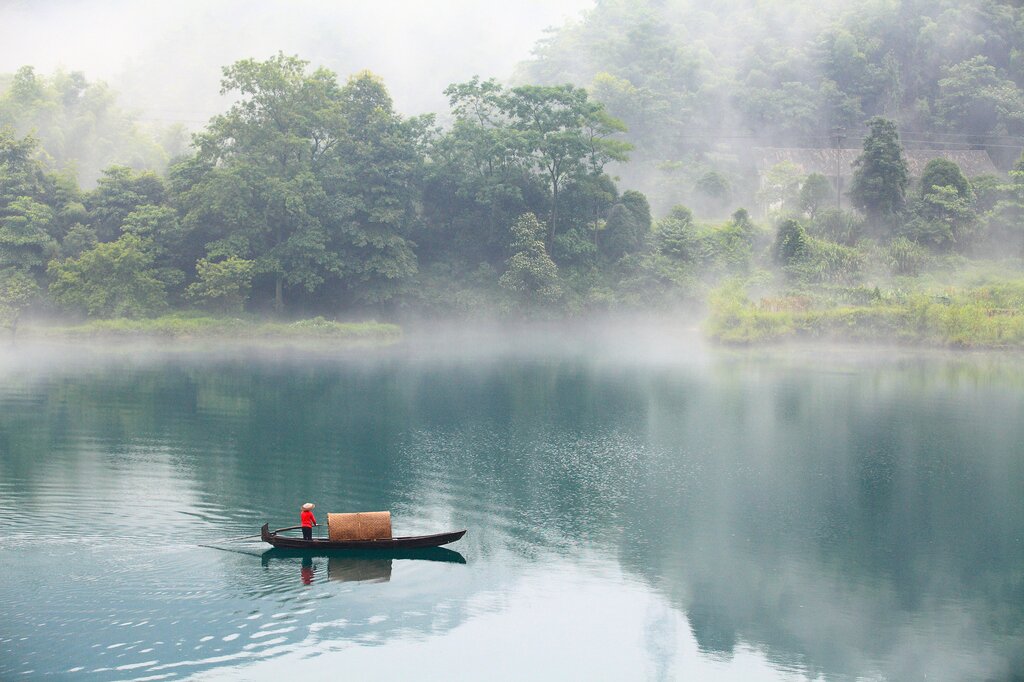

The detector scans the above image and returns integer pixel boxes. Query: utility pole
[831,127,846,210]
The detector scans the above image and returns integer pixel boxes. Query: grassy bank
[24,314,402,343]
[707,277,1024,348]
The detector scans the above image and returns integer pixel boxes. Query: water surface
[1,328,1022,680]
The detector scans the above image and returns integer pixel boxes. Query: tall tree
[319,72,422,305]
[504,85,630,245]
[185,53,343,310]
[499,212,561,305]
[849,117,908,227]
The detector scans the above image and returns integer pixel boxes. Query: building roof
[752,147,999,178]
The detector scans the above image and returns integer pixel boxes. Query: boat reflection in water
[328,557,391,583]
[262,547,466,585]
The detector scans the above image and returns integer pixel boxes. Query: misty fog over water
[1,326,1023,680]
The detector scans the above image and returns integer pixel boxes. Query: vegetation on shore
[2,1,1024,349]
[708,276,1024,349]
[24,314,401,342]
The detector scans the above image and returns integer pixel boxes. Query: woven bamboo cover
[328,558,392,583]
[327,511,392,541]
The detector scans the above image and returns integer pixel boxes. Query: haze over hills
[1,0,593,123]
[1,0,1024,346]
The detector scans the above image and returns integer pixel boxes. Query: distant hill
[515,0,1024,212]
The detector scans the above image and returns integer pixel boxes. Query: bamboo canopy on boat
[327,511,392,541]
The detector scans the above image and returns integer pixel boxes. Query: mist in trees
[2,0,1024,327]
[517,0,1024,212]
[0,53,653,320]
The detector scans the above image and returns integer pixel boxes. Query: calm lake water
[1,325,1022,681]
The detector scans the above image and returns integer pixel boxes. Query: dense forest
[2,0,1024,345]
[519,0,1024,206]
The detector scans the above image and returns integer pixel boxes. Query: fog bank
[1,0,594,122]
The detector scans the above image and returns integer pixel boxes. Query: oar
[217,525,304,541]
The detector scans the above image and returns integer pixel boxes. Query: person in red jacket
[301,502,317,541]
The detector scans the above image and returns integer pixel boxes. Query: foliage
[60,224,97,258]
[602,190,651,260]
[977,160,1024,257]
[499,212,562,305]
[693,170,732,217]
[773,219,809,265]
[849,118,909,227]
[0,195,58,274]
[87,166,166,242]
[0,267,38,333]
[799,173,833,219]
[0,67,169,185]
[437,77,631,252]
[808,208,864,245]
[919,158,971,198]
[47,234,167,318]
[786,237,865,285]
[186,257,256,314]
[518,0,1024,202]
[757,161,803,220]
[904,184,978,250]
[4,43,1024,334]
[887,237,929,276]
[33,313,401,341]
[934,56,1024,138]
[707,277,1024,348]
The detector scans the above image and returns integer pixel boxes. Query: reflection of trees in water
[612,361,1024,680]
[2,348,1024,679]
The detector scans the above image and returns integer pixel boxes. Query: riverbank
[20,314,402,343]
[707,278,1024,348]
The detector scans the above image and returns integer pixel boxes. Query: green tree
[981,155,1024,255]
[906,185,977,250]
[426,77,536,270]
[0,127,49,207]
[185,53,344,310]
[603,189,651,260]
[60,224,97,258]
[693,170,732,217]
[320,71,421,305]
[87,166,167,242]
[919,158,970,197]
[906,158,977,250]
[47,234,166,317]
[757,161,803,220]
[0,67,169,186]
[773,218,809,265]
[504,84,630,244]
[849,117,908,227]
[799,173,833,219]
[0,267,37,335]
[0,196,58,274]
[935,57,1024,136]
[499,212,561,305]
[186,256,255,314]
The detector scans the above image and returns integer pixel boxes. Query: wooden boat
[260,523,466,550]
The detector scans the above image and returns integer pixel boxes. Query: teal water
[1,328,1022,681]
